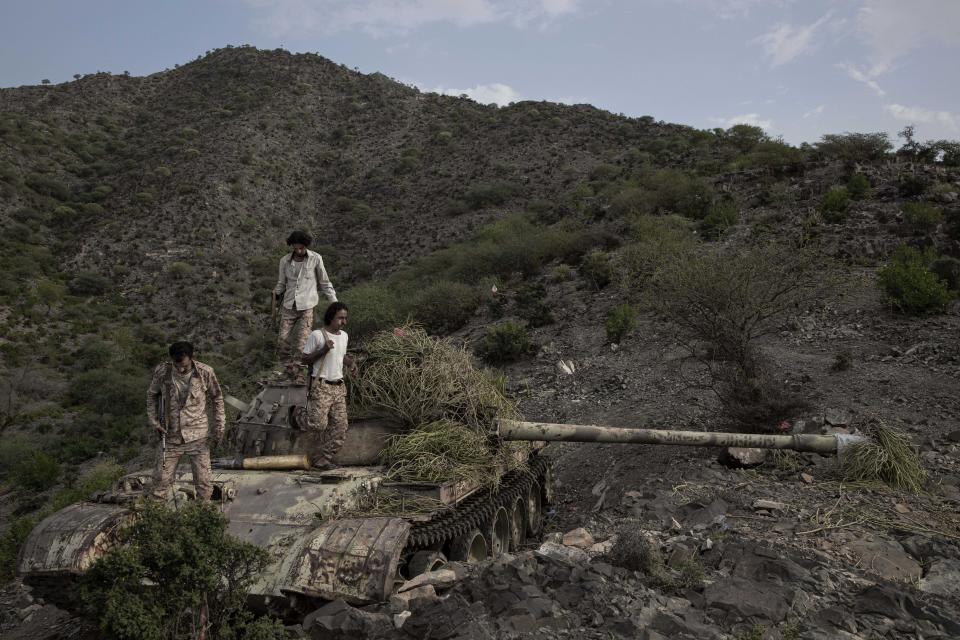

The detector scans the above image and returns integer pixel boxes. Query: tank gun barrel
[498,420,864,455]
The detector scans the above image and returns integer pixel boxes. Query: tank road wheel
[407,550,448,578]
[449,529,488,564]
[485,506,511,558]
[526,481,544,537]
[509,495,527,550]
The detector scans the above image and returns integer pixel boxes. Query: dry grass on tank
[840,420,927,493]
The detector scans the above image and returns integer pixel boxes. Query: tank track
[405,454,550,550]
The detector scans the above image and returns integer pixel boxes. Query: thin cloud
[684,0,795,20]
[857,0,960,69]
[802,105,825,119]
[710,113,773,130]
[245,0,580,36]
[836,62,885,97]
[884,103,958,131]
[753,11,833,67]
[433,82,520,106]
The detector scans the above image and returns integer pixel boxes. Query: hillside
[2,46,960,639]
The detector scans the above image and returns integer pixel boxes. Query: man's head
[169,341,194,373]
[286,230,312,259]
[324,302,349,331]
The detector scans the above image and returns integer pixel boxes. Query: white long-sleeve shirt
[274,249,337,311]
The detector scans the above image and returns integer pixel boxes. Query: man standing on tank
[274,230,337,382]
[146,341,225,501]
[301,302,356,470]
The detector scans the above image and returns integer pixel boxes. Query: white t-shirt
[303,328,348,380]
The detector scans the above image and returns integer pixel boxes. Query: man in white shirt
[273,230,337,381]
[302,302,357,470]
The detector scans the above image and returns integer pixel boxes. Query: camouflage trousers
[306,381,349,466]
[152,437,212,501]
[278,306,314,372]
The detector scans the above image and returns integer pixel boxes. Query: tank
[17,380,863,611]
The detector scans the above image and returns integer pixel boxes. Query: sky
[1,0,958,146]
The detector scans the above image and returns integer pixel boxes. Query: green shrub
[25,173,70,200]
[68,271,111,296]
[700,200,738,239]
[11,451,60,492]
[514,282,554,328]
[68,368,145,416]
[412,281,479,334]
[898,174,927,197]
[0,517,36,582]
[847,173,871,200]
[902,202,943,233]
[168,261,193,279]
[581,250,614,289]
[475,322,534,365]
[640,168,714,219]
[605,304,637,343]
[878,246,952,314]
[819,187,849,223]
[463,181,518,209]
[341,284,403,339]
[81,501,284,640]
[931,257,960,291]
[815,132,891,163]
[618,215,696,290]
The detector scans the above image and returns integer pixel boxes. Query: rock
[920,558,960,597]
[721,447,767,467]
[397,569,458,593]
[811,606,858,633]
[703,577,793,622]
[562,527,595,549]
[824,409,851,427]
[667,543,696,569]
[854,584,908,618]
[303,599,392,639]
[752,499,787,511]
[848,537,922,582]
[402,596,483,639]
[800,472,814,484]
[893,503,910,514]
[393,611,411,629]
[389,584,438,611]
[589,539,615,554]
[536,541,590,564]
[946,429,960,443]
[543,531,563,544]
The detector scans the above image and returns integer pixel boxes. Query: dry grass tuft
[351,325,518,431]
[841,420,927,493]
[350,325,526,486]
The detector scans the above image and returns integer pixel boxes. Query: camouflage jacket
[146,360,225,443]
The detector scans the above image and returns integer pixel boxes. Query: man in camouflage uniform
[146,341,225,501]
[301,302,356,470]
[273,230,337,382]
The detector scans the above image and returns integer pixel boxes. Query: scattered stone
[721,447,767,467]
[536,541,590,564]
[589,539,615,554]
[946,430,960,443]
[397,569,458,593]
[893,503,910,514]
[543,531,563,544]
[389,584,438,612]
[752,499,787,512]
[393,611,411,629]
[800,472,814,484]
[562,527,595,549]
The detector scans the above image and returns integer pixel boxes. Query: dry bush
[649,243,837,378]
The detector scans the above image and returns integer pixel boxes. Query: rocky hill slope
[2,46,960,639]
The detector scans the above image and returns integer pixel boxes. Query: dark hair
[323,302,348,325]
[168,341,194,360]
[286,230,312,247]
